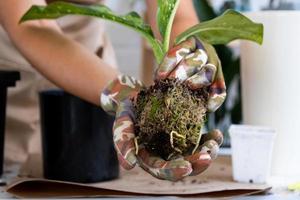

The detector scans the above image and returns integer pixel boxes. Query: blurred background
[105,0,300,147]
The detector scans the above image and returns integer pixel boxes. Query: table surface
[0,164,299,199]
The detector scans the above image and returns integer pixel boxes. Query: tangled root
[133,79,209,160]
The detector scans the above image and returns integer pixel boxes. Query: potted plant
[21,0,263,176]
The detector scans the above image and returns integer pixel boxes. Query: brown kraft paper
[6,155,271,198]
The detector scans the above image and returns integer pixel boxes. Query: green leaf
[175,9,264,45]
[157,0,181,53]
[20,1,164,62]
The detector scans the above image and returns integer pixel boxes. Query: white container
[240,11,300,178]
[229,125,276,184]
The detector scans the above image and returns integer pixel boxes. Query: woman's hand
[100,36,227,181]
[101,74,224,181]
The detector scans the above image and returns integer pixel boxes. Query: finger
[200,129,223,146]
[137,146,192,181]
[113,106,137,170]
[101,75,144,115]
[155,37,198,80]
[167,48,208,81]
[185,63,217,90]
[200,140,220,160]
[199,44,226,112]
[184,152,212,176]
[185,130,223,176]
[207,64,226,112]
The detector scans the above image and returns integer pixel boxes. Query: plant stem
[150,38,164,63]
[162,0,181,53]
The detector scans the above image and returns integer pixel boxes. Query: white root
[192,132,202,154]
[134,137,139,155]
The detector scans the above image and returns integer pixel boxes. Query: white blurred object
[249,0,269,11]
[105,0,144,78]
[240,11,300,179]
[229,125,276,183]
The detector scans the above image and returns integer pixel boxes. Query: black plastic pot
[0,71,20,177]
[39,90,119,183]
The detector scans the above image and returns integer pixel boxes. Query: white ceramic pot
[240,11,300,178]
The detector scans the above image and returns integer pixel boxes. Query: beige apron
[0,0,117,164]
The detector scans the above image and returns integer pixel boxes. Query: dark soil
[133,79,209,160]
